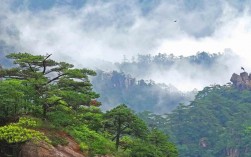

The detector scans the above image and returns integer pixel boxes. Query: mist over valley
[1,1,251,156]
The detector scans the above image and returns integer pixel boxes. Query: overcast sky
[0,0,251,90]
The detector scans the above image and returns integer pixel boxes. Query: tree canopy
[140,84,251,157]
[0,52,99,118]
[0,52,177,157]
[104,104,148,150]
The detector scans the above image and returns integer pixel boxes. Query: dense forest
[91,52,237,113]
[0,53,177,157]
[1,52,251,157]
[114,52,237,82]
[140,83,251,157]
[92,70,195,113]
[117,52,222,76]
[1,0,250,156]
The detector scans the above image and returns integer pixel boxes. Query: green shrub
[130,139,162,157]
[113,150,131,157]
[47,105,76,127]
[0,117,51,156]
[119,136,134,150]
[48,135,68,146]
[76,106,103,131]
[17,117,41,128]
[0,124,50,144]
[67,125,115,156]
[80,142,89,152]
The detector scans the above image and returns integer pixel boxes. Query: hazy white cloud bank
[148,51,241,91]
[0,0,251,90]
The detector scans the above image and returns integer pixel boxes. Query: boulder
[19,141,63,157]
[230,73,242,84]
[19,140,85,157]
[240,72,249,82]
[230,72,251,90]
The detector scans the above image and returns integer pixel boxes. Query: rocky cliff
[19,135,85,157]
[230,72,251,90]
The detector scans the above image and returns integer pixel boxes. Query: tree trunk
[43,104,47,119]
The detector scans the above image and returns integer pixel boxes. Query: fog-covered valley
[1,1,251,156]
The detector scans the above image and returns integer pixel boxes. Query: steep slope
[19,134,84,157]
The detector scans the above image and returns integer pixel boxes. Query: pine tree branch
[47,73,67,84]
[42,54,52,74]
[112,125,129,141]
[27,63,35,72]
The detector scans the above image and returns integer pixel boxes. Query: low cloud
[0,0,251,90]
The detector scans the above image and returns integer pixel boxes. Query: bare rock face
[19,139,85,157]
[19,141,63,157]
[230,72,251,90]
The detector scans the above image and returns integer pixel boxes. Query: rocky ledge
[19,136,85,157]
[230,72,251,90]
